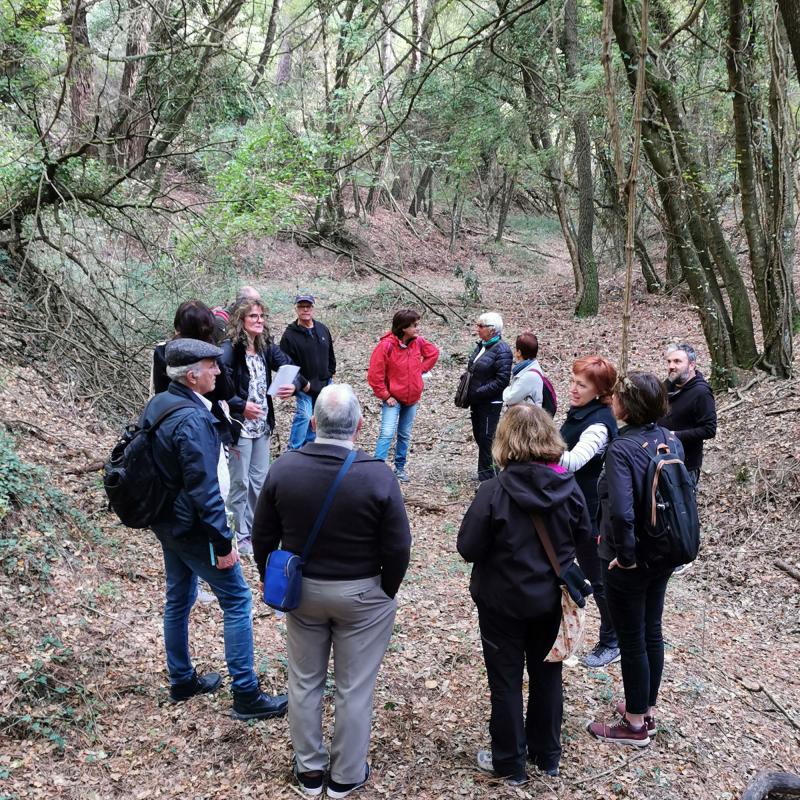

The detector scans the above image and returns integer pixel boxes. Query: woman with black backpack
[587,372,684,747]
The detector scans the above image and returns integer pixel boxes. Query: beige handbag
[531,514,588,662]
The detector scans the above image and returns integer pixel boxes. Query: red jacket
[367,332,440,405]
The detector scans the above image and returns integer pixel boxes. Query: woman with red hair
[559,356,619,668]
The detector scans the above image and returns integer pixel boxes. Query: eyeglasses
[476,323,492,328]
[247,314,265,321]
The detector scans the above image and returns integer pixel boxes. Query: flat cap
[295,293,315,305]
[165,338,223,367]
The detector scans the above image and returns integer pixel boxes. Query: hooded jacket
[279,320,336,397]
[657,371,716,472]
[367,332,440,406]
[457,461,592,617]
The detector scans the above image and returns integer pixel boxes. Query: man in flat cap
[280,293,337,450]
[144,338,288,719]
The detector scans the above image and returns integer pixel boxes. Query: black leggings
[604,562,671,714]
[470,403,502,481]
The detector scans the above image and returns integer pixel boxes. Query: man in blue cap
[146,338,288,719]
[280,293,337,450]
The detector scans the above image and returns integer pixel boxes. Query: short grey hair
[478,311,503,336]
[166,361,204,382]
[314,384,362,440]
[666,343,697,364]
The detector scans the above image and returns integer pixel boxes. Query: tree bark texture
[776,0,800,82]
[727,0,792,376]
[60,0,95,150]
[563,0,599,316]
[611,0,737,386]
[251,0,282,87]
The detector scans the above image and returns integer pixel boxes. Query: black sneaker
[169,671,222,703]
[231,688,288,720]
[293,762,324,797]
[327,764,370,798]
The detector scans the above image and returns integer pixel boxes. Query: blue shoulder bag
[262,450,357,611]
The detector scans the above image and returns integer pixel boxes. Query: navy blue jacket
[220,338,306,444]
[597,424,685,567]
[467,339,513,405]
[145,382,233,556]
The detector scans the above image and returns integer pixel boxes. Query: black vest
[560,399,618,521]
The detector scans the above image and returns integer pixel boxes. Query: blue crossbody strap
[301,449,357,562]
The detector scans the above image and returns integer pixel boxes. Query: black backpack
[636,431,700,569]
[103,399,195,529]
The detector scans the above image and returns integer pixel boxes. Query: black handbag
[454,361,475,408]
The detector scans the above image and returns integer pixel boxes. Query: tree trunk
[251,0,281,87]
[776,0,800,82]
[60,0,95,151]
[564,0,599,316]
[409,165,433,216]
[728,0,793,375]
[611,0,737,386]
[495,170,515,242]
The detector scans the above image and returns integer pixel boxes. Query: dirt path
[1,217,798,799]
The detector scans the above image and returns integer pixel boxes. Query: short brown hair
[391,309,420,338]
[492,405,565,468]
[515,332,539,360]
[614,371,668,425]
[572,356,617,405]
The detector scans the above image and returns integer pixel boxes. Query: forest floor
[1,208,799,799]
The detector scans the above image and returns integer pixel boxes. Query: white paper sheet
[267,364,300,396]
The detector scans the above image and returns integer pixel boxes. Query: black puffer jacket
[467,339,513,405]
[457,461,592,618]
[220,338,306,444]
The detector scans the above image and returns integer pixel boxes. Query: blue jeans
[374,401,418,470]
[288,391,316,450]
[161,540,258,694]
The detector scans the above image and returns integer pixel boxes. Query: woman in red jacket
[367,309,439,482]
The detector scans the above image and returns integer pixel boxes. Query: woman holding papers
[221,299,308,554]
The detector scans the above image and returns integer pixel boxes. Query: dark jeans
[470,403,502,481]
[579,532,617,649]
[477,604,563,779]
[604,561,672,715]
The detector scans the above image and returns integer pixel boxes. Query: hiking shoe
[237,536,254,556]
[672,562,693,577]
[528,756,559,777]
[394,467,410,482]
[169,670,222,703]
[476,751,529,785]
[587,717,651,747]
[230,689,288,720]
[583,643,621,668]
[327,764,370,798]
[614,701,656,736]
[294,763,324,797]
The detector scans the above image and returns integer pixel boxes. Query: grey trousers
[227,434,270,541]
[287,576,397,784]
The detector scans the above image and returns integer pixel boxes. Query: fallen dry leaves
[0,213,798,799]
